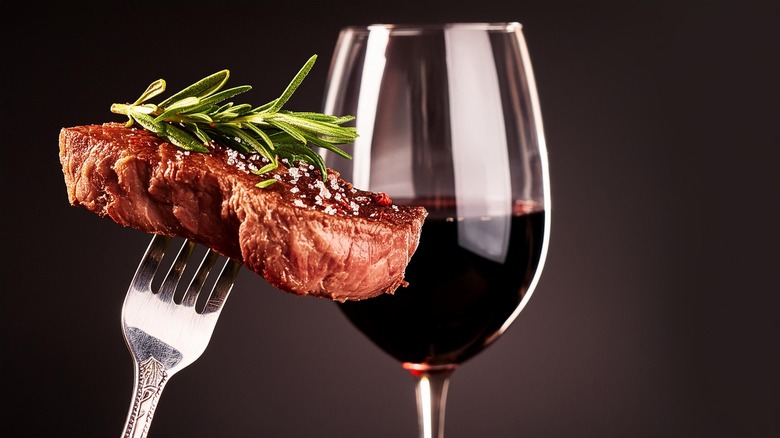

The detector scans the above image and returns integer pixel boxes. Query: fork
[120,234,240,438]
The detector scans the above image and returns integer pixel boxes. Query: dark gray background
[1,1,777,437]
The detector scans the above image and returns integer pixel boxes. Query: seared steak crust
[59,123,427,301]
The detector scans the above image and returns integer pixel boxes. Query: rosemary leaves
[110,55,356,187]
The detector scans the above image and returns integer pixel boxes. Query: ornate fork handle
[123,357,169,438]
[122,326,184,438]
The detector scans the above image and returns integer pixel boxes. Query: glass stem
[409,366,455,438]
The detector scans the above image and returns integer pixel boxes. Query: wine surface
[338,208,545,367]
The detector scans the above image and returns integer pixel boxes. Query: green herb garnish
[110,55,356,187]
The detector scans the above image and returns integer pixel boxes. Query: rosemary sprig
[110,55,356,187]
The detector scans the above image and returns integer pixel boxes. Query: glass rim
[340,22,523,34]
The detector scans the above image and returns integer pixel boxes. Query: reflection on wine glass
[322,23,550,438]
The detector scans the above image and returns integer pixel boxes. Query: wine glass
[321,22,550,438]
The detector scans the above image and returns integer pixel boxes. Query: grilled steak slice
[59,123,427,301]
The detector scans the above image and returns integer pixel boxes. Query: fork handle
[122,357,170,438]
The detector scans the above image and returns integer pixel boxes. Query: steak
[59,123,427,301]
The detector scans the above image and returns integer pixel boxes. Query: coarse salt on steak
[59,123,427,301]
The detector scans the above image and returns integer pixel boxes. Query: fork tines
[133,235,237,314]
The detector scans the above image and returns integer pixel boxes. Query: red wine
[338,207,545,367]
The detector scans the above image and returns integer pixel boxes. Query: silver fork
[120,235,240,438]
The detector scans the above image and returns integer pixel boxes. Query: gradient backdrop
[1,1,777,437]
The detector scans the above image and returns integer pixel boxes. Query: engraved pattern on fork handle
[123,357,169,438]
